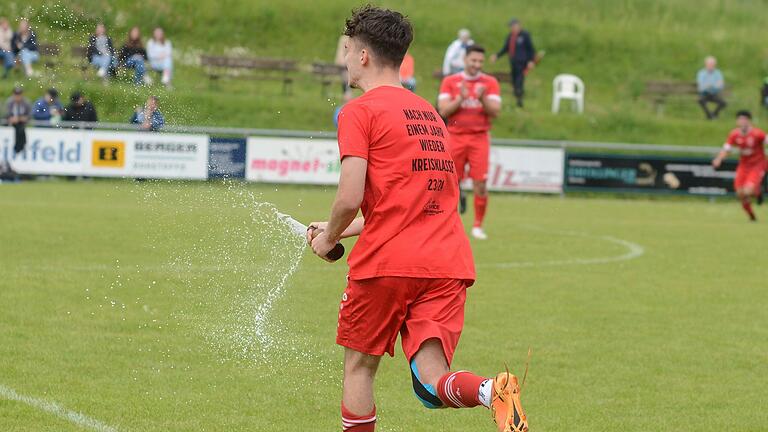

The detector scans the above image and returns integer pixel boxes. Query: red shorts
[449,132,490,181]
[734,164,766,190]
[336,277,468,365]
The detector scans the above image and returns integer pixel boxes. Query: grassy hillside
[1,0,768,145]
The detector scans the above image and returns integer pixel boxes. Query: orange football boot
[491,371,528,432]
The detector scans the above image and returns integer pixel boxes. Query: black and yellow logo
[92,141,125,168]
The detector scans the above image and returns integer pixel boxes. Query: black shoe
[757,194,764,206]
[459,190,467,214]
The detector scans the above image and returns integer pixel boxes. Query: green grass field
[2,0,768,145]
[1,180,766,431]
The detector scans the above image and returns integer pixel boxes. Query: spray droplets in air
[131,180,323,369]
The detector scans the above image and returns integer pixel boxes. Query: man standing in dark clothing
[491,18,536,108]
[5,87,31,153]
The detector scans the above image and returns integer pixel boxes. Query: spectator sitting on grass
[63,91,98,123]
[11,19,39,77]
[147,27,173,87]
[119,27,149,86]
[0,18,14,79]
[400,51,416,91]
[32,88,63,123]
[442,28,473,76]
[87,23,116,79]
[697,56,726,120]
[5,87,31,154]
[131,95,164,131]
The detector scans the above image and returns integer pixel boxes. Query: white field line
[13,228,645,273]
[0,384,119,432]
[479,226,645,269]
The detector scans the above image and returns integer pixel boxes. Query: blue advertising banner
[208,137,246,179]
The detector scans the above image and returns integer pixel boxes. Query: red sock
[436,371,486,408]
[473,195,488,228]
[742,199,756,220]
[341,403,376,431]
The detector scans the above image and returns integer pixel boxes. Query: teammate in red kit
[437,45,502,240]
[306,6,528,432]
[712,110,767,221]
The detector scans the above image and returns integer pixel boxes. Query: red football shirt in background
[399,53,415,81]
[438,72,501,134]
[336,85,475,282]
[725,127,767,168]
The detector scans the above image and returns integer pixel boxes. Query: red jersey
[438,72,501,135]
[336,86,475,282]
[724,127,767,168]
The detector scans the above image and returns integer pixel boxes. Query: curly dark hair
[344,5,413,68]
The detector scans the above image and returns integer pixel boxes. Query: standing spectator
[86,23,116,79]
[762,77,768,109]
[399,51,416,91]
[442,28,473,76]
[32,88,63,123]
[63,91,98,122]
[12,19,39,77]
[119,26,148,86]
[5,87,31,154]
[131,95,164,131]
[147,27,173,87]
[333,90,354,128]
[697,56,727,119]
[334,35,349,93]
[491,18,536,108]
[0,18,14,79]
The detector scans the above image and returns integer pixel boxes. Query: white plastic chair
[552,74,585,114]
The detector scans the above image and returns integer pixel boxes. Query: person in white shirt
[442,28,473,76]
[147,27,173,87]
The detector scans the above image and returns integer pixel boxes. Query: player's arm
[479,92,501,118]
[310,156,367,261]
[307,217,364,243]
[712,143,731,168]
[437,94,463,118]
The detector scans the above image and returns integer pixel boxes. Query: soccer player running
[306,6,527,432]
[712,110,767,221]
[437,45,502,240]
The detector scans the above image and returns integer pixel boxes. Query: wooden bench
[38,43,60,69]
[311,62,346,96]
[644,81,731,115]
[200,55,297,94]
[71,46,90,79]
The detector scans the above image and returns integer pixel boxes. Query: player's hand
[490,54,498,63]
[306,221,328,246]
[527,61,535,70]
[712,158,722,169]
[475,84,486,99]
[311,232,336,263]
[459,82,469,100]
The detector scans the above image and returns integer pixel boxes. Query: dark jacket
[118,44,147,64]
[496,30,535,64]
[11,30,38,54]
[86,34,115,62]
[63,101,98,122]
[762,79,768,106]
